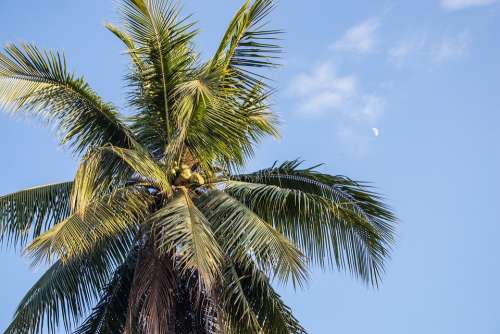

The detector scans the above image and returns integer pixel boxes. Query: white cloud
[441,0,496,10]
[289,61,385,122]
[333,18,380,54]
[301,92,345,112]
[388,35,427,65]
[431,32,470,63]
[387,31,470,66]
[288,61,386,156]
[288,62,356,114]
[355,95,385,122]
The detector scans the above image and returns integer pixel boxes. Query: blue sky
[1,0,499,333]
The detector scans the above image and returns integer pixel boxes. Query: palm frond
[154,189,223,289]
[174,267,218,333]
[105,22,144,70]
[70,146,145,214]
[221,259,306,334]
[26,186,152,263]
[71,150,116,214]
[4,233,132,334]
[178,78,279,171]
[105,145,172,194]
[227,160,397,286]
[185,0,282,169]
[119,0,198,155]
[0,43,134,154]
[210,0,281,80]
[73,249,137,334]
[197,190,307,287]
[0,182,72,248]
[221,264,262,333]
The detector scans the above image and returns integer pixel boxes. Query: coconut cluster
[172,164,205,187]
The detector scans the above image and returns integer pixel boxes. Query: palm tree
[0,0,396,333]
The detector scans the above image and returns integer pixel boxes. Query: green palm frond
[239,83,280,141]
[70,146,144,213]
[197,190,307,287]
[222,264,262,333]
[162,75,217,167]
[178,78,279,171]
[0,182,72,248]
[4,233,132,334]
[210,0,281,81]
[176,0,282,169]
[26,187,153,263]
[71,150,115,213]
[204,1,282,165]
[74,249,137,334]
[105,23,144,70]
[0,44,134,154]
[222,259,306,334]
[119,0,198,155]
[227,160,396,286]
[154,189,223,288]
[105,145,172,193]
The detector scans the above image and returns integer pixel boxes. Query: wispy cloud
[288,60,385,155]
[431,32,470,63]
[354,95,385,122]
[288,62,356,114]
[288,12,474,156]
[289,61,384,121]
[388,31,470,66]
[441,0,496,10]
[388,34,428,66]
[333,18,380,54]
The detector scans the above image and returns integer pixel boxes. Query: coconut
[179,168,192,181]
[190,172,205,185]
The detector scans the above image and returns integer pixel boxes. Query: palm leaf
[154,189,223,289]
[178,78,279,171]
[26,186,153,263]
[211,0,280,74]
[0,43,134,154]
[70,144,154,214]
[119,0,198,155]
[0,182,72,248]
[227,160,396,285]
[180,0,282,169]
[4,233,132,334]
[197,189,307,287]
[104,145,172,194]
[221,259,306,334]
[70,149,122,214]
[209,0,281,96]
[73,249,137,334]
[221,264,262,333]
[105,22,144,70]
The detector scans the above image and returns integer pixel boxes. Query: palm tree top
[0,0,397,333]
